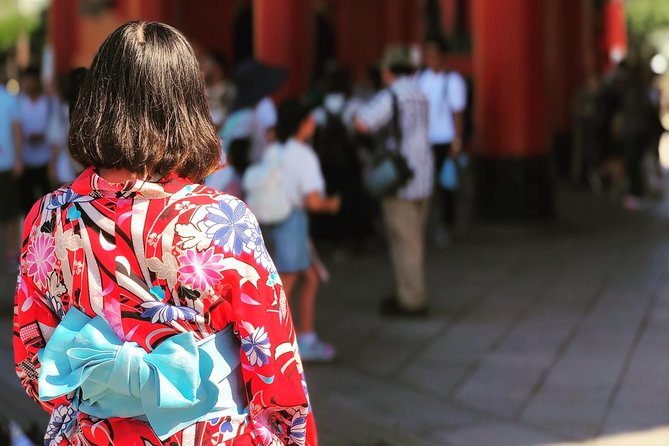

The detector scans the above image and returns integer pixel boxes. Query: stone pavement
[1,184,668,445]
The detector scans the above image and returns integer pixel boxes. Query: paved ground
[1,183,668,445]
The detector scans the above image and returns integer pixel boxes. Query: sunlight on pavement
[543,426,669,446]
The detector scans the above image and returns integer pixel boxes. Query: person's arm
[215,202,317,445]
[452,111,465,157]
[354,90,393,135]
[300,149,340,214]
[12,120,23,177]
[14,200,69,414]
[449,73,468,157]
[304,190,340,214]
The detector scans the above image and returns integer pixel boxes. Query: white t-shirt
[18,94,53,167]
[47,102,81,183]
[416,69,467,145]
[272,138,325,210]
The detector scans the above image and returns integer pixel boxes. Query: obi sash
[38,307,248,440]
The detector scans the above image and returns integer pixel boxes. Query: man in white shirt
[417,39,468,243]
[0,56,23,269]
[355,46,433,317]
[18,66,54,215]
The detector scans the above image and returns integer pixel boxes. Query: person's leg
[430,144,451,245]
[0,171,20,269]
[295,263,320,334]
[442,188,456,227]
[19,167,36,216]
[294,262,334,361]
[381,197,428,311]
[625,143,645,197]
[280,272,298,302]
[36,165,52,196]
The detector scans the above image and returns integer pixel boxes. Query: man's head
[20,66,41,97]
[276,98,315,143]
[380,46,415,86]
[424,38,447,72]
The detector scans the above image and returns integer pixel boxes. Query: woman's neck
[98,168,140,184]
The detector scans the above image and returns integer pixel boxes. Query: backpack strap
[440,71,451,114]
[389,90,402,151]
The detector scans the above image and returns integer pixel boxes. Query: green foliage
[626,0,669,37]
[0,0,39,51]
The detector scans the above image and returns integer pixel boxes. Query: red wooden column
[441,0,457,37]
[48,0,79,76]
[332,0,384,80]
[253,0,314,100]
[383,0,413,45]
[471,0,553,219]
[545,0,595,135]
[180,0,233,57]
[603,0,627,70]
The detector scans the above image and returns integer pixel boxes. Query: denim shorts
[264,209,311,273]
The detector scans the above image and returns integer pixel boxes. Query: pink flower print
[25,233,56,288]
[177,248,225,292]
[117,197,132,209]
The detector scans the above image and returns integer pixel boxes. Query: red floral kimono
[13,167,317,445]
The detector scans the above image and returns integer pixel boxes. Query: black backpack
[314,110,357,194]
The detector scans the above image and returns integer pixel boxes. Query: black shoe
[379,296,429,318]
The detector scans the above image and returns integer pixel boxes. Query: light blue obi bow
[38,307,248,440]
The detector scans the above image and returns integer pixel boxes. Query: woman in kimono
[13,21,315,446]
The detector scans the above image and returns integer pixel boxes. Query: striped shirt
[357,77,433,200]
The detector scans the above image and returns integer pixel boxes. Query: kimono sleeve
[13,200,69,414]
[223,205,317,446]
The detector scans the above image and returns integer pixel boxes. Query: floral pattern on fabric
[13,167,316,445]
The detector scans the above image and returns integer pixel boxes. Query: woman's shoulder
[283,139,318,161]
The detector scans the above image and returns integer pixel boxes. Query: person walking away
[0,55,23,270]
[571,73,603,185]
[355,46,433,317]
[618,63,660,210]
[258,98,341,361]
[17,66,54,216]
[417,38,467,246]
[13,21,315,445]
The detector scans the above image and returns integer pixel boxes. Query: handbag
[439,152,469,191]
[364,91,414,198]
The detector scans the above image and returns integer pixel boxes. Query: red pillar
[441,0,457,37]
[332,0,385,80]
[603,0,627,70]
[48,0,79,76]
[472,0,553,219]
[544,0,595,135]
[254,0,314,100]
[383,0,412,45]
[180,0,233,58]
[473,0,548,158]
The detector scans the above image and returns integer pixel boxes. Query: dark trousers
[624,141,647,198]
[433,143,456,226]
[20,165,51,215]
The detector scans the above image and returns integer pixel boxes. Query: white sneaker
[297,334,336,362]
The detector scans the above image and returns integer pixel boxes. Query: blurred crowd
[198,38,470,361]
[571,59,664,210]
[7,36,661,367]
[1,37,471,364]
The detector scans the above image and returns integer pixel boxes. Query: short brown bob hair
[69,21,220,182]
